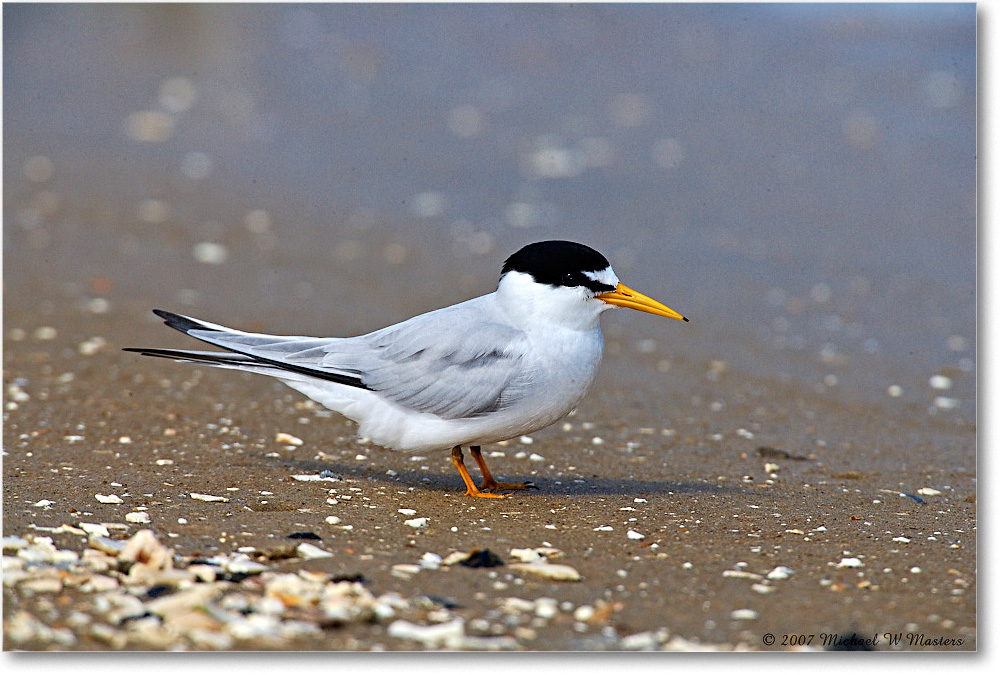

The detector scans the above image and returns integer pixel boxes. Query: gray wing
[330,306,535,419]
[139,304,537,420]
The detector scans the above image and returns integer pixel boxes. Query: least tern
[126,240,687,498]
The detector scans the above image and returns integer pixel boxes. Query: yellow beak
[598,282,688,322]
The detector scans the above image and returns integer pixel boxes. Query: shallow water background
[4,4,975,421]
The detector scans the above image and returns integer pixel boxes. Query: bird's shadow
[269,454,748,498]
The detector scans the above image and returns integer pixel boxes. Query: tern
[125,240,687,498]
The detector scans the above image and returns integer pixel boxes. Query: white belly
[282,324,604,453]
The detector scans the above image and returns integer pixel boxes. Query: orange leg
[451,446,507,498]
[470,446,532,492]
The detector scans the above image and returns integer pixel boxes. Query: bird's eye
[562,272,576,284]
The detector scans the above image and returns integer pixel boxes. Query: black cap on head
[502,241,615,292]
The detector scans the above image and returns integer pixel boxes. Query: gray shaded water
[5,3,976,416]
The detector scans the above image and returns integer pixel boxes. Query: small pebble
[88,537,126,556]
[275,432,304,446]
[391,564,422,578]
[292,474,340,482]
[766,566,794,580]
[296,543,333,560]
[190,493,229,503]
[621,631,661,650]
[79,523,110,537]
[509,548,543,563]
[933,396,960,410]
[533,597,559,618]
[2,535,29,553]
[8,385,30,403]
[441,551,470,566]
[192,242,228,265]
[929,375,953,390]
[95,494,123,504]
[78,336,108,356]
[22,577,64,594]
[508,562,581,582]
[387,618,465,648]
[419,552,442,570]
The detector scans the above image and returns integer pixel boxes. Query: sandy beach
[2,248,976,651]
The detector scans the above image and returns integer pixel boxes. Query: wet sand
[2,265,976,651]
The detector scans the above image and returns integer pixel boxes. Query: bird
[125,240,688,498]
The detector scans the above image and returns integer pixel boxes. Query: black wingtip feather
[127,315,372,391]
[122,346,256,366]
[153,309,206,334]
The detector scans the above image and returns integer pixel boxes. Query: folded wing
[131,307,536,420]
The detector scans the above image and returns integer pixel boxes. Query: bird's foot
[479,479,535,492]
[464,486,509,499]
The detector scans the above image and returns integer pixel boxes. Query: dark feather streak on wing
[134,308,533,418]
[125,345,370,389]
[136,310,372,390]
[122,347,260,366]
[456,348,506,370]
[457,349,529,418]
[153,309,206,333]
[123,347,299,376]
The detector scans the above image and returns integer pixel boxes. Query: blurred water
[3,3,976,416]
